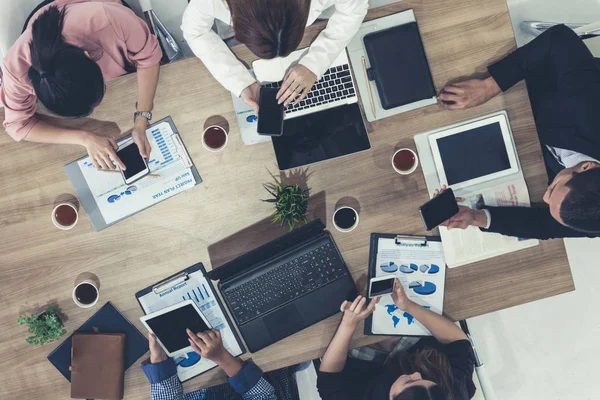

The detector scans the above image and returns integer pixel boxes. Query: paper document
[138,274,244,382]
[76,121,196,224]
[440,181,539,267]
[371,238,446,336]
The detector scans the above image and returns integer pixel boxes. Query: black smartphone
[257,87,284,136]
[419,188,460,231]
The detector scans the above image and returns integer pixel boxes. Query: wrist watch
[134,111,152,123]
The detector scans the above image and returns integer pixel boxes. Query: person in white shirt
[181,0,368,111]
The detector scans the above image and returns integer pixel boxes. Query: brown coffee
[203,127,227,149]
[75,283,98,305]
[393,149,416,172]
[55,204,77,227]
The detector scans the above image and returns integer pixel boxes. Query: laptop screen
[272,104,371,170]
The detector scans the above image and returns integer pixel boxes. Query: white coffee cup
[51,203,79,230]
[392,148,419,175]
[72,280,99,308]
[202,125,228,152]
[333,206,360,232]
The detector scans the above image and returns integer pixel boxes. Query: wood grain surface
[0,0,573,398]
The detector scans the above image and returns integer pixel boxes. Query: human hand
[340,295,380,329]
[132,117,151,159]
[149,333,168,364]
[277,64,317,106]
[81,131,125,170]
[187,328,228,363]
[241,82,260,113]
[391,278,412,311]
[432,185,488,229]
[438,77,501,110]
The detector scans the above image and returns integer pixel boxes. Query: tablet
[140,300,212,357]
[428,113,518,191]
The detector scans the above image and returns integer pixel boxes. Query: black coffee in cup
[334,207,358,230]
[75,283,98,305]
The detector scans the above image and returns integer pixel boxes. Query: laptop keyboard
[224,242,348,325]
[263,64,357,116]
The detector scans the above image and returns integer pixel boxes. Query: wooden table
[0,1,574,398]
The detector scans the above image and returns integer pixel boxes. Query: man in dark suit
[437,24,600,240]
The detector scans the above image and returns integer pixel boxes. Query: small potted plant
[17,305,67,345]
[264,183,309,231]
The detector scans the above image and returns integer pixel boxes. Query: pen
[100,169,160,178]
[361,56,376,118]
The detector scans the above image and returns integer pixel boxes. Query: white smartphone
[140,300,212,357]
[368,275,396,298]
[116,140,149,184]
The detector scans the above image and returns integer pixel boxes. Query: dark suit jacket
[482,24,600,239]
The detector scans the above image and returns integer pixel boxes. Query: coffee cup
[333,206,359,232]
[392,148,419,175]
[202,125,228,152]
[72,279,99,308]
[51,202,78,230]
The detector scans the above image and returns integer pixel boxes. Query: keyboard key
[349,88,355,95]
[331,92,338,99]
[343,89,349,96]
[326,88,332,94]
[336,66,343,72]
[337,70,351,78]
[341,76,352,83]
[307,92,313,98]
[343,64,349,70]
[337,85,344,91]
[344,83,353,89]
[324,94,331,100]
[335,79,341,85]
[325,76,331,81]
[317,84,323,89]
[319,89,325,95]
[318,96,324,102]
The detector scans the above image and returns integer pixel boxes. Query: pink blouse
[0,0,162,141]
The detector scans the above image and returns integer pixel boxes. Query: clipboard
[135,262,246,382]
[65,116,202,231]
[364,233,446,337]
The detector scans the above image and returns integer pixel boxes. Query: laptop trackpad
[263,304,304,341]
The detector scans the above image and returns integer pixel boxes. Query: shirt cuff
[231,73,258,99]
[482,209,492,229]
[299,57,325,81]
[227,361,263,395]
[142,358,177,384]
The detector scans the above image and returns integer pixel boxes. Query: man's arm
[483,206,594,239]
[488,24,598,93]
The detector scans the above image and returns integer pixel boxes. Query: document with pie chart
[365,234,446,337]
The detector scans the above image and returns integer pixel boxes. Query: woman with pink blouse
[0,0,163,169]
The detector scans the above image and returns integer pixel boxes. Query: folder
[363,22,436,110]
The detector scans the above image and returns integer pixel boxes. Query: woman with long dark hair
[182,0,368,111]
[318,280,476,400]
[1,0,162,170]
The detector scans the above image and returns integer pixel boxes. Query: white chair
[0,0,42,66]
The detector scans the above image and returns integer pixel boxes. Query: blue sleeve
[142,358,186,400]
[228,361,276,399]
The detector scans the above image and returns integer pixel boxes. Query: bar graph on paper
[182,284,225,330]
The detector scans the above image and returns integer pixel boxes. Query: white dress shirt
[181,0,368,97]
[481,147,600,229]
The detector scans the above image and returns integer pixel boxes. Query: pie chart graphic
[399,265,414,274]
[410,264,419,272]
[380,262,398,273]
[176,351,201,368]
[419,264,429,273]
[428,264,440,274]
[409,281,437,295]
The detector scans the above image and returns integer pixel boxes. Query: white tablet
[428,113,519,191]
[140,300,212,357]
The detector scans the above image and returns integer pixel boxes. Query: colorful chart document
[65,117,202,230]
[365,234,446,337]
[136,264,245,382]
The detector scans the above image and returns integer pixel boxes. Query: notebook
[47,302,149,382]
[71,333,125,399]
[363,22,436,110]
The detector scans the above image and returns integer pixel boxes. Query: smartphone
[257,87,284,136]
[368,275,396,298]
[419,188,460,231]
[116,140,149,184]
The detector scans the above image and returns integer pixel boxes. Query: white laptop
[252,48,359,119]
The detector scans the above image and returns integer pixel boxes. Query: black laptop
[272,103,371,170]
[206,219,357,352]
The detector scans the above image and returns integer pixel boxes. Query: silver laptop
[252,48,358,119]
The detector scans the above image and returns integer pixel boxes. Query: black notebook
[364,22,436,110]
[47,302,148,382]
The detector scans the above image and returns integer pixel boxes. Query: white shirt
[482,147,600,229]
[181,0,368,97]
